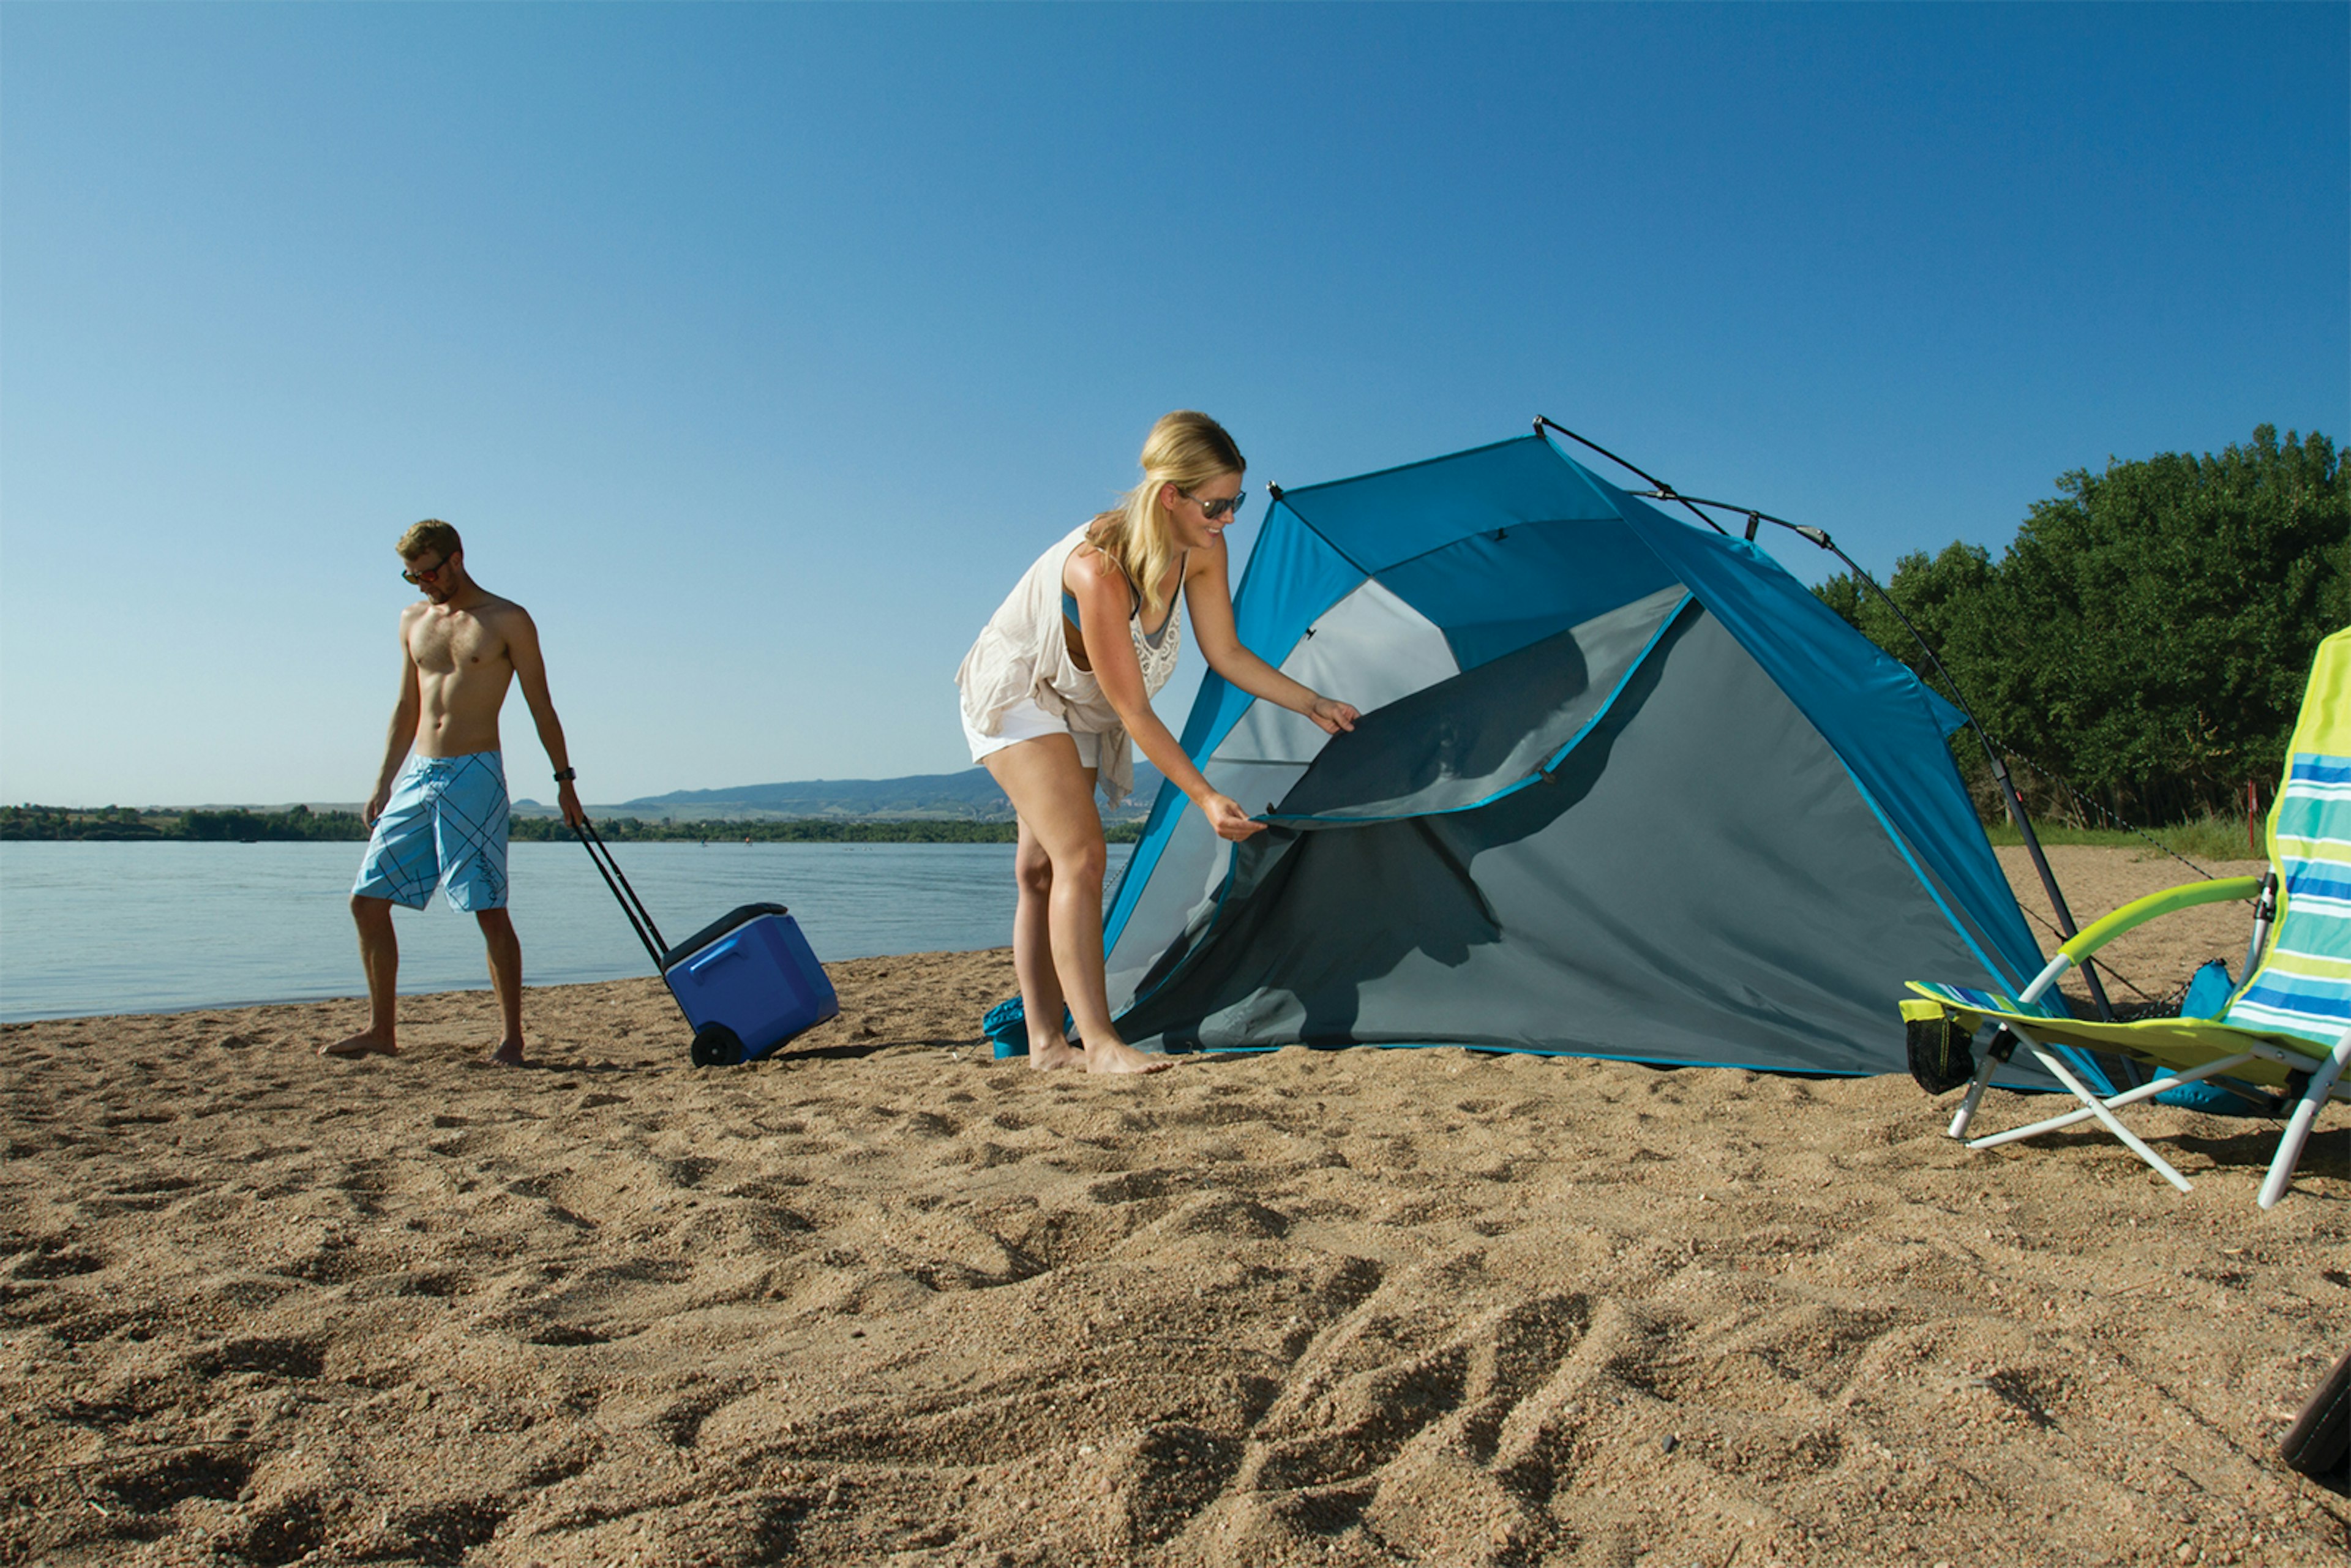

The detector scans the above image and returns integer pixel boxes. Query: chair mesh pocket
[1906,1016,1976,1095]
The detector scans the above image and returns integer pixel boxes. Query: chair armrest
[2056,876,2264,965]
[2014,875,2263,1008]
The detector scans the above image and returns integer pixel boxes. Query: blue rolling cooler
[577,816,839,1066]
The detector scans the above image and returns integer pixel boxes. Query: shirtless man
[323,520,586,1065]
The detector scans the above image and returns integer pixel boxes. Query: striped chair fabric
[2225,752,2351,1046]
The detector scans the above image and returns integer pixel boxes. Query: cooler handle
[574,814,671,970]
[685,937,746,978]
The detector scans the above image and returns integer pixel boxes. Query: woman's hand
[1306,696,1360,735]
[1201,792,1265,842]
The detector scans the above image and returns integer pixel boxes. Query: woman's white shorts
[961,696,1103,769]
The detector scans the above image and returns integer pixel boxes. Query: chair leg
[1970,1052,2258,1147]
[2258,1026,2351,1210]
[1948,1027,2008,1139]
[2000,1026,2194,1193]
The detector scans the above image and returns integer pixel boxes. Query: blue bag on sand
[982,996,1075,1060]
[576,817,839,1067]
[2151,961,2270,1116]
[2179,958,2235,1021]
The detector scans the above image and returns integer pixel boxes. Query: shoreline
[0,842,2274,1034]
[0,838,1133,1027]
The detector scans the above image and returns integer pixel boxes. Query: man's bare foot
[320,1030,399,1059]
[1029,1038,1086,1070]
[484,1040,526,1067]
[1084,1039,1172,1075]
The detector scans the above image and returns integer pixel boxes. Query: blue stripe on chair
[2225,1005,2350,1046]
[2228,977,2351,1048]
[2237,969,2351,1006]
[2229,748,2351,1048]
[1914,980,2069,1019]
[2289,895,2351,926]
[1921,983,2005,1012]
[2285,871,2351,901]
[2287,755,2351,786]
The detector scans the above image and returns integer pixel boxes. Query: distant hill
[512,763,1166,823]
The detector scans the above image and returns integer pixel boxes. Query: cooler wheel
[691,1022,746,1068]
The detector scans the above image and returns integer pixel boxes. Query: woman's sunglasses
[1181,487,1247,521]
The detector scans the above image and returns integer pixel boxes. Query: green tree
[1815,540,1996,698]
[1818,425,2346,824]
[1979,426,2342,821]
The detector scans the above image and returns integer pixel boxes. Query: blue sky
[3,2,2344,807]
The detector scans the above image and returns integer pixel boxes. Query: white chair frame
[1947,939,2351,1209]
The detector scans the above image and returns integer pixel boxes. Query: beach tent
[1102,430,2057,1076]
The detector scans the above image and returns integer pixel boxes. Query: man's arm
[505,607,585,827]
[366,615,424,826]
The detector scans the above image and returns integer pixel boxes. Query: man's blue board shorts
[352,751,510,912]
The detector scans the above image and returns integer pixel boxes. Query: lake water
[0,841,1131,1023]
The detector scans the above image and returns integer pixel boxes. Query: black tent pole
[1535,415,1729,535]
[1533,418,2116,1021]
[1978,756,2113,1013]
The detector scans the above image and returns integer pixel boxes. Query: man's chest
[410,613,508,676]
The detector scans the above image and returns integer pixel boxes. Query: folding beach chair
[1900,626,2351,1209]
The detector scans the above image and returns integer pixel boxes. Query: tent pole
[1534,415,1729,535]
[1985,753,2115,1021]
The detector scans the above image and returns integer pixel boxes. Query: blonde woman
[958,411,1359,1073]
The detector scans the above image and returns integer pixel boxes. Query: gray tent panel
[1103,756,1307,1015]
[1117,606,2006,1071]
[1271,586,1687,823]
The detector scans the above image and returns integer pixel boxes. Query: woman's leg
[984,735,1168,1075]
[1008,812,1078,1070]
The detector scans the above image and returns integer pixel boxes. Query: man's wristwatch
[553,768,576,783]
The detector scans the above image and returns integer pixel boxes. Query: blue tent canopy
[1103,431,2055,1076]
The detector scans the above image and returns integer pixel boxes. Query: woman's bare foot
[320,1030,398,1059]
[1084,1039,1172,1075]
[484,1039,526,1067]
[1029,1038,1086,1070]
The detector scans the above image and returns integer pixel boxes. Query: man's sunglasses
[1182,487,1247,521]
[401,555,455,585]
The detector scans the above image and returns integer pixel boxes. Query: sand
[2,847,2345,1567]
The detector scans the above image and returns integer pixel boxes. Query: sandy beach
[2,846,2344,1567]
